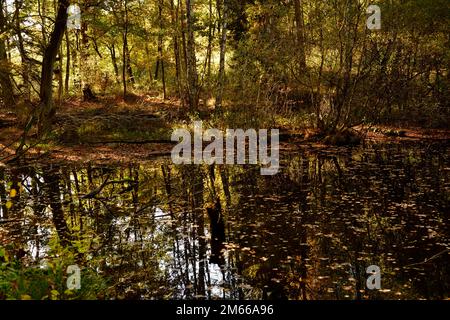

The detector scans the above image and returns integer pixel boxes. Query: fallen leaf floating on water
[9,189,17,198]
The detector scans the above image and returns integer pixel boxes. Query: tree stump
[83,85,97,101]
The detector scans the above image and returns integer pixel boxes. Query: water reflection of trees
[0,142,448,300]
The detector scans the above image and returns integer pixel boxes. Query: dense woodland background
[0,0,448,150]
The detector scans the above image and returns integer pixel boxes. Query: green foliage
[0,234,109,300]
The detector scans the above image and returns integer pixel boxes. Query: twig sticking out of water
[403,249,449,269]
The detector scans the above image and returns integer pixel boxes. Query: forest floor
[1,95,449,165]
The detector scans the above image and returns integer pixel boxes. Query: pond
[0,141,448,300]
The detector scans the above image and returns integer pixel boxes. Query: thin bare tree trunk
[125,40,135,85]
[206,0,213,98]
[215,0,227,110]
[171,0,183,104]
[185,0,198,110]
[156,0,166,99]
[108,43,120,83]
[54,0,63,102]
[64,30,70,95]
[122,0,129,97]
[37,0,47,44]
[57,48,63,102]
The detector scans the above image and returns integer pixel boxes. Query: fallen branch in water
[2,140,43,164]
[403,249,449,269]
[80,174,111,199]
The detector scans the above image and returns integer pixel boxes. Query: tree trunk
[80,10,91,96]
[108,43,120,83]
[293,0,306,69]
[156,0,167,99]
[171,0,183,104]
[154,59,159,80]
[37,0,70,136]
[121,0,130,97]
[122,35,127,97]
[161,55,166,99]
[64,30,70,95]
[0,168,8,219]
[193,168,206,297]
[205,0,213,98]
[38,0,47,44]
[0,0,16,109]
[72,30,80,91]
[180,0,188,104]
[14,0,30,101]
[125,40,134,85]
[145,43,153,84]
[42,166,71,246]
[215,0,227,110]
[57,48,63,102]
[185,0,198,110]
[54,0,63,102]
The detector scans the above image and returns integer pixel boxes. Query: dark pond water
[0,141,449,300]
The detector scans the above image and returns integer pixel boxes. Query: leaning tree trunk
[108,43,120,83]
[37,0,70,136]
